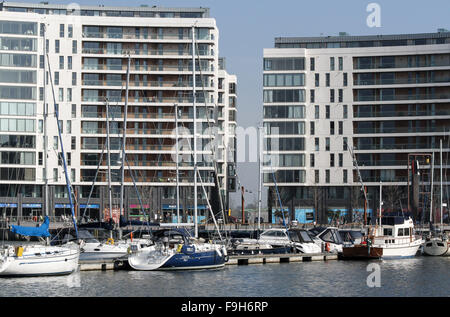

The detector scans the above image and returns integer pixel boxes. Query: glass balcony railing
[354,110,450,118]
[82,32,214,41]
[355,143,445,150]
[82,48,212,56]
[354,126,449,134]
[82,80,211,88]
[354,77,450,85]
[354,93,450,102]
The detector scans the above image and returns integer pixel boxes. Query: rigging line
[46,52,78,238]
[194,40,228,233]
[80,138,107,221]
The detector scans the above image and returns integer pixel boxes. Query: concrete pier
[226,253,338,265]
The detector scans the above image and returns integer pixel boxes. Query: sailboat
[0,28,80,276]
[128,26,228,270]
[423,140,450,256]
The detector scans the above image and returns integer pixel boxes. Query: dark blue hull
[160,250,226,270]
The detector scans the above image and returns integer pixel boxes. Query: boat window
[320,229,334,243]
[397,228,404,236]
[404,228,410,236]
[383,228,392,236]
[288,231,300,242]
[426,242,433,247]
[299,231,313,243]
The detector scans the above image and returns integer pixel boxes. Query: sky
[23,0,450,208]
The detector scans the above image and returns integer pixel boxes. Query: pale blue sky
[24,0,450,208]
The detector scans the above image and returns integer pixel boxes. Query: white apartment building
[263,32,450,224]
[0,2,237,224]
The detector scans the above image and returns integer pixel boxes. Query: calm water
[0,256,449,297]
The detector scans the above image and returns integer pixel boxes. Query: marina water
[1,256,449,297]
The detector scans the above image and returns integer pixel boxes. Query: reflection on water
[1,257,449,297]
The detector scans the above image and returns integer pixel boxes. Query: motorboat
[369,216,423,258]
[339,229,364,247]
[128,228,228,271]
[77,230,129,263]
[308,227,344,253]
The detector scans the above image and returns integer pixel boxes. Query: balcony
[82,32,214,41]
[81,48,213,57]
[82,80,212,88]
[354,77,450,86]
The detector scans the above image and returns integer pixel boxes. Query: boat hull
[0,246,79,277]
[160,250,226,270]
[423,238,449,256]
[341,245,383,259]
[377,241,422,259]
[80,243,129,263]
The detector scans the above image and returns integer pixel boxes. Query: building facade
[0,2,237,224]
[263,31,450,225]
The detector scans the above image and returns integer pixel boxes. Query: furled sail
[10,216,51,238]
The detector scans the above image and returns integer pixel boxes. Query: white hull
[128,246,172,270]
[373,239,423,258]
[423,238,450,256]
[80,242,129,263]
[0,245,79,277]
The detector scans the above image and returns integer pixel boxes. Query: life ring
[176,244,183,253]
[106,238,114,245]
[325,242,331,252]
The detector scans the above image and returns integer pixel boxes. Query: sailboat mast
[43,24,48,224]
[379,181,382,230]
[120,55,131,224]
[192,25,198,238]
[430,152,434,225]
[105,99,113,238]
[440,139,443,228]
[175,103,180,225]
[257,126,263,231]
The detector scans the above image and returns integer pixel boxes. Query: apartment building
[0,2,237,224]
[263,31,450,224]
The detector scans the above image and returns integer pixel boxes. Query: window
[310,57,315,71]
[325,170,330,183]
[58,120,63,133]
[343,105,348,119]
[55,40,60,53]
[339,57,343,70]
[330,57,335,71]
[39,87,43,101]
[67,120,71,134]
[68,25,73,38]
[330,89,335,103]
[325,137,330,151]
[67,56,72,70]
[71,136,76,150]
[339,153,343,167]
[315,138,319,151]
[343,170,348,183]
[38,119,43,133]
[315,170,319,183]
[339,121,343,135]
[315,73,319,87]
[315,105,319,119]
[38,152,43,165]
[59,56,64,69]
[67,152,71,166]
[53,136,58,149]
[310,153,315,167]
[343,73,348,86]
[71,104,76,118]
[53,168,58,182]
[326,105,330,119]
[58,88,63,102]
[72,40,77,54]
[67,88,72,102]
[72,72,77,85]
[383,228,393,236]
[330,121,335,135]
[326,73,330,87]
[310,89,315,103]
[310,121,315,135]
[54,72,59,85]
[338,89,343,102]
[59,24,64,37]
[71,169,75,182]
[330,154,335,167]
[343,137,348,151]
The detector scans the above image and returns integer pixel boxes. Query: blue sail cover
[10,216,51,238]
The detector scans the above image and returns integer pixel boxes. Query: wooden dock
[226,252,338,265]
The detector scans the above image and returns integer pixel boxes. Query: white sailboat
[423,140,450,256]
[128,26,228,270]
[0,27,80,276]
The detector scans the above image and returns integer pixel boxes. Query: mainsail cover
[10,216,51,237]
